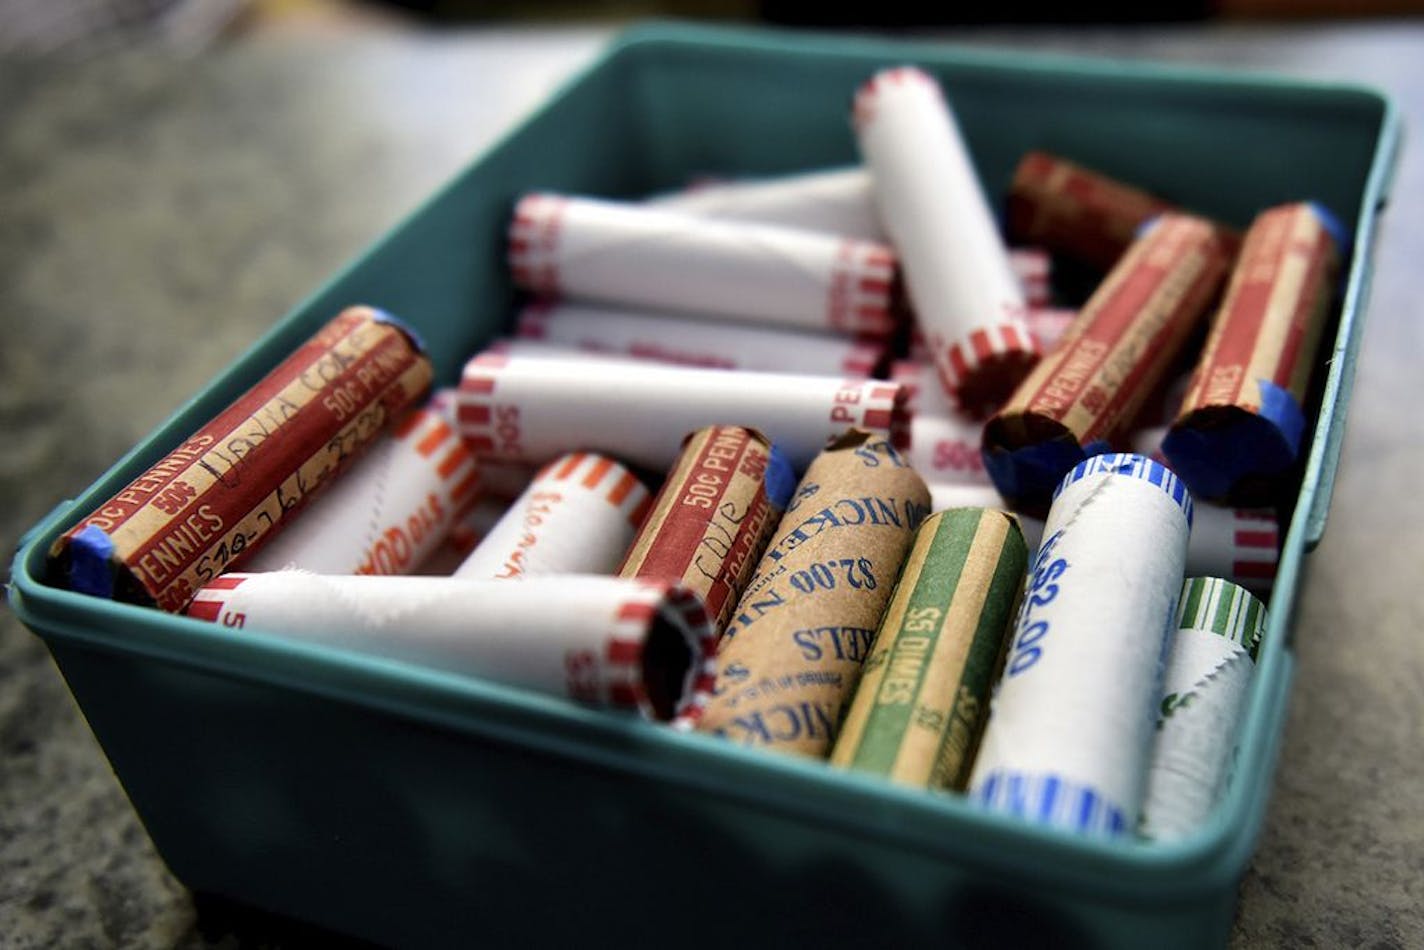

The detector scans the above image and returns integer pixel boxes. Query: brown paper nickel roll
[829,508,1028,790]
[697,429,930,756]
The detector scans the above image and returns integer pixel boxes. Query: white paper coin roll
[1140,577,1267,841]
[243,408,479,576]
[415,496,508,576]
[651,167,888,242]
[455,451,651,580]
[968,453,1193,837]
[853,66,1039,414]
[455,349,908,471]
[186,573,716,721]
[515,300,883,377]
[508,193,899,339]
[927,480,1275,599]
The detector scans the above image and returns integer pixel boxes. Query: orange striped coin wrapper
[48,306,432,612]
[1141,577,1268,841]
[455,349,908,471]
[927,482,1278,597]
[830,508,1027,790]
[455,451,651,580]
[983,213,1233,512]
[515,300,885,378]
[853,66,1038,415]
[509,193,899,338]
[1006,150,1177,272]
[696,430,930,756]
[243,407,477,575]
[186,573,715,722]
[1164,202,1343,504]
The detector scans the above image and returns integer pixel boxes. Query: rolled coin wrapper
[515,300,885,377]
[651,166,888,242]
[968,453,1193,837]
[509,193,899,338]
[908,411,992,488]
[454,451,651,580]
[927,482,1277,597]
[186,573,715,721]
[618,427,797,725]
[48,306,433,612]
[455,349,908,471]
[853,66,1039,415]
[244,407,477,575]
[415,496,507,576]
[619,426,795,631]
[1006,150,1176,272]
[830,508,1027,789]
[1140,577,1268,841]
[1163,202,1343,504]
[696,430,931,756]
[983,214,1233,513]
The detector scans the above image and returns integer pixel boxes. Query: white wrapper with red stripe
[186,572,716,721]
[651,166,887,242]
[455,349,908,470]
[509,193,898,338]
[926,482,1276,595]
[455,451,651,580]
[888,360,993,485]
[515,300,883,377]
[242,407,479,576]
[853,66,1039,413]
[967,453,1192,837]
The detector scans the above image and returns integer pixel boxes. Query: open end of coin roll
[642,610,696,722]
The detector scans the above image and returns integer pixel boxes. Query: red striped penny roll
[455,349,908,471]
[853,66,1039,415]
[509,193,899,339]
[187,573,716,721]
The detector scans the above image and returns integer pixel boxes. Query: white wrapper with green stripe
[1139,577,1267,841]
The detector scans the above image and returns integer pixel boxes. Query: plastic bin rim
[5,19,1402,910]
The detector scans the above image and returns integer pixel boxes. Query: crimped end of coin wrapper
[936,323,1042,420]
[508,193,567,295]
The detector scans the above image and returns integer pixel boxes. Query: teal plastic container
[8,23,1400,947]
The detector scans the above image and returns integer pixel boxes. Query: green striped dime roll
[829,507,1028,789]
[1140,576,1268,841]
[1174,574,1267,661]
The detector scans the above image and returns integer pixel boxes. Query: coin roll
[968,453,1193,837]
[1163,201,1343,504]
[1140,577,1268,841]
[830,507,1028,790]
[695,429,930,756]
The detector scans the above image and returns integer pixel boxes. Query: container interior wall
[48,635,1236,949]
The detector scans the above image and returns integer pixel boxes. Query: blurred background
[2,2,1421,949]
[3,0,1424,53]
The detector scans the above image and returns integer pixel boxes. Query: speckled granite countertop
[2,21,1420,949]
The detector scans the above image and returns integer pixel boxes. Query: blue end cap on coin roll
[1160,383,1304,502]
[1306,200,1351,258]
[68,524,116,598]
[1054,452,1194,528]
[370,307,427,354]
[764,444,797,510]
[982,437,1110,510]
[972,769,1129,838]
